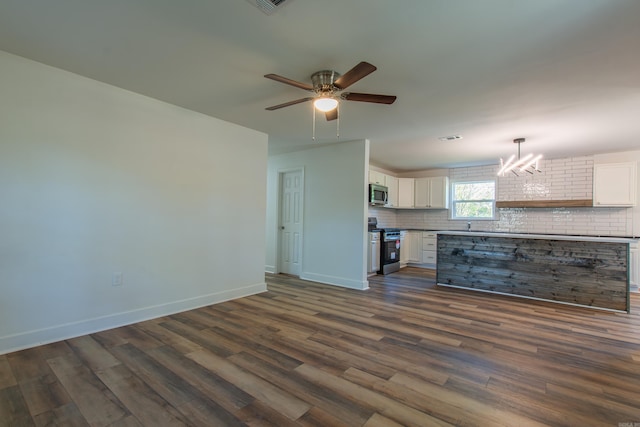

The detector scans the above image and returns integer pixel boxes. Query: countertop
[437,230,638,244]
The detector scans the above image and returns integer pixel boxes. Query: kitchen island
[436,231,636,312]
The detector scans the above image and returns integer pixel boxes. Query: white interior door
[279,169,303,276]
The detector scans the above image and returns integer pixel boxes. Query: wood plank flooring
[2,267,640,426]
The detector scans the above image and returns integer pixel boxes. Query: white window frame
[450,179,497,220]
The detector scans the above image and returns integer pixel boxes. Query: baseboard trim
[0,282,267,355]
[301,272,369,290]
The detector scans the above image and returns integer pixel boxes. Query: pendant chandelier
[497,138,543,177]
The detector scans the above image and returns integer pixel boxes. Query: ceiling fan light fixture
[264,62,396,138]
[313,97,338,112]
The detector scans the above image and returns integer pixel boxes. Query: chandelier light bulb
[314,97,338,112]
[520,154,543,173]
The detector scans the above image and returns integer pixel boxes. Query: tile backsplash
[370,205,630,236]
[497,156,593,201]
[369,154,635,237]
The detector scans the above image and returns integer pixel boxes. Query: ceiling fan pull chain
[312,104,316,140]
[336,104,340,138]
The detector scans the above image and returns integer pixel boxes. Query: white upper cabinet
[369,169,399,207]
[368,169,386,185]
[397,178,415,208]
[430,176,449,208]
[414,178,429,207]
[386,175,399,207]
[414,176,449,209]
[368,170,449,209]
[593,162,637,206]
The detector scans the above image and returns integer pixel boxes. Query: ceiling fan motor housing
[311,70,341,95]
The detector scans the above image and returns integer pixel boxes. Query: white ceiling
[1,0,639,172]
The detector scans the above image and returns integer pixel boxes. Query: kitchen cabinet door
[414,178,429,208]
[370,239,380,273]
[386,175,399,207]
[400,230,409,266]
[429,176,449,208]
[408,231,422,263]
[593,162,637,206]
[369,170,386,185]
[414,177,449,208]
[397,178,415,208]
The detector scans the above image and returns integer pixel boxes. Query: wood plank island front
[436,231,636,312]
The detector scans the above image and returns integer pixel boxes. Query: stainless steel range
[379,228,401,275]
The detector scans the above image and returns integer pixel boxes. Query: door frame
[276,167,305,275]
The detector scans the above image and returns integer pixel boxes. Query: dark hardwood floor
[2,267,640,426]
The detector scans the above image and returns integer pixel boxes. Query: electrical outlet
[112,272,123,287]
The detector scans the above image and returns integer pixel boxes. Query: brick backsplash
[369,155,634,237]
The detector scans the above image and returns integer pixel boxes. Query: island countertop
[436,230,638,244]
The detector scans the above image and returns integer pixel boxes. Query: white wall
[0,51,268,354]
[266,140,370,289]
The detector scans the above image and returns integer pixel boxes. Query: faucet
[467,222,471,232]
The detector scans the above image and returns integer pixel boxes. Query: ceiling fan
[264,61,397,121]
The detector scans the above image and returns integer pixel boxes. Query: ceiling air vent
[438,135,463,141]
[245,0,291,15]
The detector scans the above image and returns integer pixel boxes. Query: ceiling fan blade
[264,74,314,91]
[333,62,377,90]
[343,92,397,104]
[265,97,313,110]
[325,108,338,121]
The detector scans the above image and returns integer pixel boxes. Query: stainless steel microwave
[369,183,388,206]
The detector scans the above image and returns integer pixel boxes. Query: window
[451,180,496,219]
